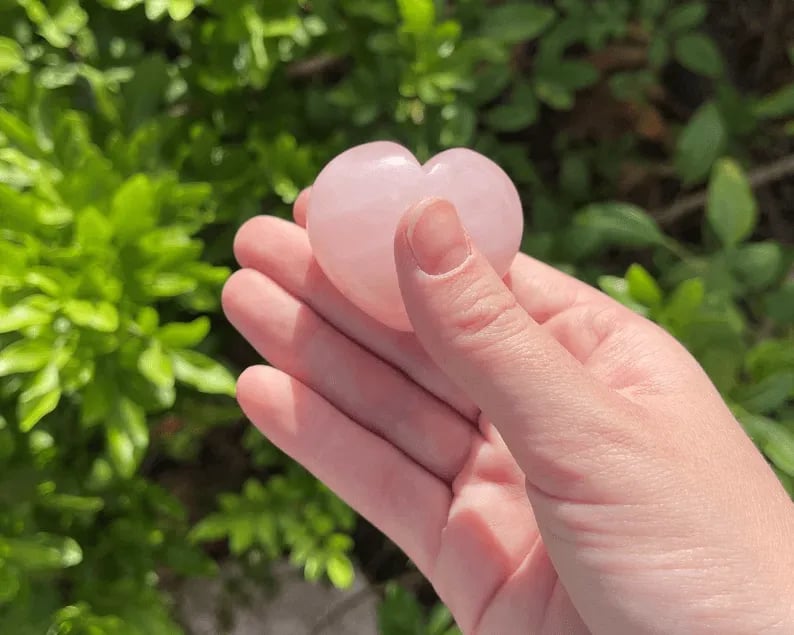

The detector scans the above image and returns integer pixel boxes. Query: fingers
[394,198,647,501]
[293,188,310,227]
[222,268,475,482]
[236,366,450,575]
[298,184,612,325]
[232,210,624,421]
[233,214,476,419]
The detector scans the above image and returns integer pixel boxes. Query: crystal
[307,141,524,331]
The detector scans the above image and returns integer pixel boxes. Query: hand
[223,193,794,635]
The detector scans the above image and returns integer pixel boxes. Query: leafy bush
[378,583,459,635]
[0,0,792,632]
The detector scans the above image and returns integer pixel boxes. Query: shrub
[0,0,792,632]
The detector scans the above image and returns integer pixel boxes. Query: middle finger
[223,268,476,482]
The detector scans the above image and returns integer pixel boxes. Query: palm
[223,198,676,634]
[435,415,581,634]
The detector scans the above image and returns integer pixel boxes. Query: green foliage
[707,158,757,247]
[675,101,726,184]
[190,451,356,590]
[0,0,792,632]
[598,157,793,466]
[378,583,461,635]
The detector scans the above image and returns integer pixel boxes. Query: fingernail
[406,198,471,275]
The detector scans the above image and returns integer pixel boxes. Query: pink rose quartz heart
[306,141,524,331]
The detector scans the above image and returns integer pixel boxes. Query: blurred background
[0,1,793,633]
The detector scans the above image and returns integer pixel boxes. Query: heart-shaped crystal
[307,141,524,331]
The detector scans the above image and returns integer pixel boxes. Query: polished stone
[307,142,524,331]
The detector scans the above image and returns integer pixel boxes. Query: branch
[286,54,345,79]
[655,153,794,226]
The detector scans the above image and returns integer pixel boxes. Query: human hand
[223,193,794,635]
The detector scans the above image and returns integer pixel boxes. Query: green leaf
[731,242,782,290]
[534,79,574,110]
[0,339,52,376]
[75,207,113,249]
[0,304,51,333]
[189,513,230,543]
[145,0,168,20]
[481,3,556,44]
[746,339,794,381]
[734,372,794,415]
[378,584,425,633]
[626,264,663,308]
[0,564,20,602]
[575,203,666,248]
[534,61,598,111]
[143,272,198,297]
[326,553,355,589]
[598,276,649,315]
[158,317,210,349]
[396,0,435,34]
[427,604,456,635]
[647,36,669,68]
[754,83,794,120]
[171,350,236,396]
[639,0,667,19]
[674,33,723,78]
[325,533,354,553]
[773,466,794,498]
[472,66,512,105]
[168,0,194,20]
[37,203,73,226]
[739,412,794,476]
[664,3,707,32]
[62,299,120,332]
[0,37,27,75]
[674,102,726,184]
[39,493,105,514]
[1,533,82,571]
[138,340,175,389]
[17,364,61,432]
[122,55,171,129]
[700,346,743,394]
[0,109,44,157]
[706,158,757,247]
[106,397,149,478]
[229,521,254,555]
[543,60,599,91]
[110,174,157,244]
[485,100,537,132]
[766,281,794,325]
[440,103,476,147]
[37,64,80,89]
[81,371,115,427]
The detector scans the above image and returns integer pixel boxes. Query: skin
[223,191,794,635]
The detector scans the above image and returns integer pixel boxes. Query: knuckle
[586,304,632,340]
[569,303,628,337]
[444,281,528,350]
[543,302,632,363]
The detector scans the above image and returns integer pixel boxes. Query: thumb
[394,198,645,500]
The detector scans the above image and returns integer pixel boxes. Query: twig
[309,569,425,635]
[286,54,345,79]
[655,153,794,226]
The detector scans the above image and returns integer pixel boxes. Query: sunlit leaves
[707,159,757,247]
[675,102,726,184]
